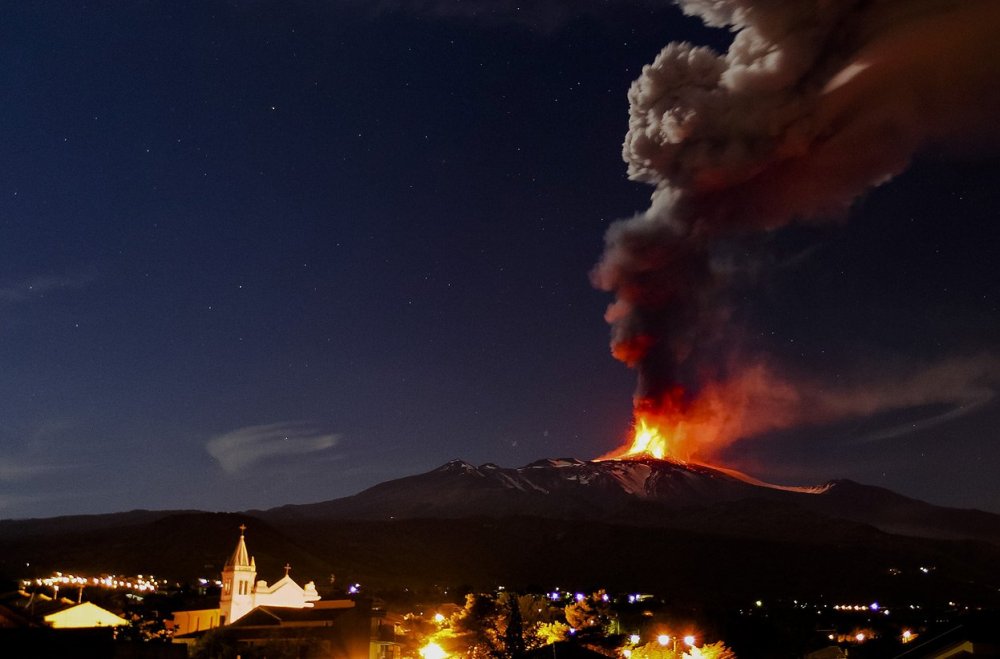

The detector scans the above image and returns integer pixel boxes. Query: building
[0,590,180,659]
[0,590,127,629]
[170,525,321,636]
[219,524,321,625]
[43,600,129,629]
[893,616,1000,658]
[171,525,398,659]
[223,599,384,659]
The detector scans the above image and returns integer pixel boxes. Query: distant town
[2,524,996,659]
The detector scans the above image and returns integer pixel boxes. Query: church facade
[170,526,321,636]
[220,525,321,624]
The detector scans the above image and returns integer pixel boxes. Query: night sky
[2,1,997,520]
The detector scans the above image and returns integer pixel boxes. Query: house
[893,616,1000,658]
[0,590,126,629]
[44,600,129,628]
[0,590,174,659]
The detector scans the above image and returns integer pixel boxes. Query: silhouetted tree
[505,594,525,659]
[564,591,611,636]
[688,641,736,659]
[450,592,560,659]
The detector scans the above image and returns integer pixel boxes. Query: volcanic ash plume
[594,0,1000,461]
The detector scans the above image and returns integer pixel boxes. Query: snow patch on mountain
[605,461,654,496]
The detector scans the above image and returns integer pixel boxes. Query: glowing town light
[870,602,879,611]
[855,633,865,642]
[902,630,913,642]
[629,635,641,645]
[623,651,632,658]
[420,643,447,659]
[657,635,670,646]
[683,635,696,647]
[433,613,446,624]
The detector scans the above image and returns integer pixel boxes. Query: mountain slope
[261,458,775,521]
[260,457,1000,545]
[2,458,1000,608]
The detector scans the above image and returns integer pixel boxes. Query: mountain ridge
[255,456,1000,546]
[2,457,1000,607]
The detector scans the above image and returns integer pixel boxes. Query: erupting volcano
[592,0,1000,470]
[599,390,708,463]
[596,364,802,468]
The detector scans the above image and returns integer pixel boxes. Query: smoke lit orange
[599,387,699,462]
[598,365,801,464]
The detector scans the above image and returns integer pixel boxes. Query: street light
[420,643,447,659]
[657,635,671,647]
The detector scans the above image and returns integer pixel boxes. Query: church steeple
[226,524,254,569]
[220,524,257,624]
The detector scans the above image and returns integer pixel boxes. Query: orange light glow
[622,417,673,460]
[597,364,803,465]
[597,388,698,462]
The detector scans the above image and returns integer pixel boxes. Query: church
[171,526,397,658]
[170,525,322,635]
[220,524,321,624]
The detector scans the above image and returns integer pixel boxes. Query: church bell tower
[219,525,257,624]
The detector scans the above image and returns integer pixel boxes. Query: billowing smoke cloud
[594,0,1000,455]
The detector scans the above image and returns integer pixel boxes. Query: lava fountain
[596,387,716,463]
[596,367,801,465]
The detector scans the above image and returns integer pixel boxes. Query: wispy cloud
[0,273,96,303]
[206,422,340,474]
[828,356,998,444]
[0,459,79,483]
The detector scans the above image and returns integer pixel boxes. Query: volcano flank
[260,457,1000,546]
[3,458,1000,608]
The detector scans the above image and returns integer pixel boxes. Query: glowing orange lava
[597,364,808,463]
[598,387,701,462]
[598,371,775,463]
[615,416,687,461]
[598,368,826,494]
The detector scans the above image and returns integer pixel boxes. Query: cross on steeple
[239,524,247,535]
[284,563,292,577]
